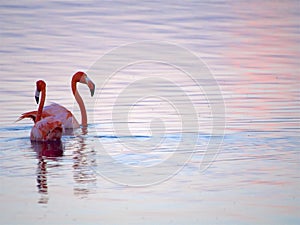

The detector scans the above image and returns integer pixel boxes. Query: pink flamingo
[30,80,62,141]
[18,71,95,129]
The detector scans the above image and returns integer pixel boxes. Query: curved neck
[72,79,87,127]
[36,90,45,123]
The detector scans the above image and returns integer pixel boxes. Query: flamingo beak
[86,77,95,97]
[35,90,40,104]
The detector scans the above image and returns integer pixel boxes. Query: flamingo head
[35,80,46,104]
[77,71,96,97]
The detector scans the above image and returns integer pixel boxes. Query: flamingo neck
[36,90,45,123]
[72,80,87,127]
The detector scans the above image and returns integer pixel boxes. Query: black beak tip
[35,96,39,104]
[90,84,95,97]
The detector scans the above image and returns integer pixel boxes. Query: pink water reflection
[220,1,299,133]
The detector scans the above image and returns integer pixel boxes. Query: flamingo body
[31,116,63,141]
[44,103,80,129]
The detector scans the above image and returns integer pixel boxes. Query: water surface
[0,1,299,224]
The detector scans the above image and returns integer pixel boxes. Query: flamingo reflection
[72,135,97,198]
[31,140,64,204]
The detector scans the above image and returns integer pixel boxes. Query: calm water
[0,1,299,224]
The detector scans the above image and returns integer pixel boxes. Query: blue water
[0,1,299,224]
